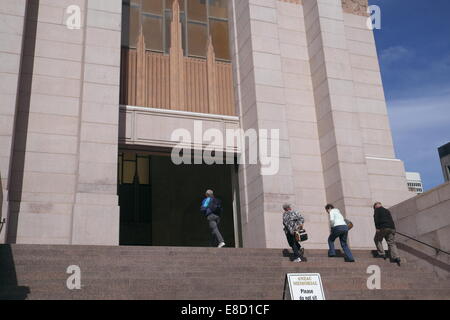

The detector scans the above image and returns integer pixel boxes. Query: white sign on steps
[283,273,326,300]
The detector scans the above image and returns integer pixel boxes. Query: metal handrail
[396,231,450,256]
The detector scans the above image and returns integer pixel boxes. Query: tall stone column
[304,0,377,247]
[5,0,121,245]
[71,0,122,245]
[0,0,27,243]
[229,0,297,248]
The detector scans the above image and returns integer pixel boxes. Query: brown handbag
[345,219,354,230]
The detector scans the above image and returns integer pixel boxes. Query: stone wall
[229,0,412,249]
[5,0,122,245]
[0,0,27,243]
[389,182,450,276]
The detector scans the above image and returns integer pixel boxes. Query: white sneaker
[293,257,302,263]
[218,242,226,248]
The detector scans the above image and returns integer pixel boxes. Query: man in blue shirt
[201,189,225,248]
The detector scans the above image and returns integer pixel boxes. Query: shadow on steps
[0,244,30,300]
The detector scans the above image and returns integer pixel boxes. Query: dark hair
[373,202,381,209]
[325,204,334,211]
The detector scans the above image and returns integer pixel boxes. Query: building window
[122,0,231,60]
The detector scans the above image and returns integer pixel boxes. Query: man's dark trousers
[285,232,302,259]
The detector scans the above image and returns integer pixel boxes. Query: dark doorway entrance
[118,149,238,247]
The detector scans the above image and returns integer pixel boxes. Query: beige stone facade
[0,0,414,249]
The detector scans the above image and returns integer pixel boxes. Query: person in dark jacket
[373,202,401,265]
[201,189,225,248]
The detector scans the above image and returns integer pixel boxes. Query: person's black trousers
[285,232,302,259]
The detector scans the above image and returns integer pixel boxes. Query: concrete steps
[1,244,449,300]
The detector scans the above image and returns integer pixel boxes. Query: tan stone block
[283,73,313,91]
[33,39,83,62]
[363,143,395,159]
[22,152,77,174]
[437,182,450,202]
[36,21,83,44]
[254,68,284,87]
[416,202,450,235]
[276,0,302,18]
[389,197,417,221]
[20,171,76,194]
[78,162,117,185]
[0,0,26,16]
[262,175,295,194]
[291,154,323,172]
[288,121,319,139]
[79,142,118,164]
[289,137,321,156]
[251,35,280,54]
[31,75,81,98]
[83,82,120,104]
[249,4,277,23]
[293,171,325,189]
[281,58,311,76]
[0,13,25,35]
[87,9,121,31]
[0,73,20,95]
[366,158,406,176]
[250,20,278,39]
[19,112,79,136]
[286,105,317,122]
[84,45,121,66]
[0,33,23,55]
[86,28,121,48]
[84,63,120,86]
[284,88,315,105]
[278,29,307,46]
[278,14,305,32]
[341,179,372,199]
[253,52,282,70]
[255,85,285,104]
[0,94,18,116]
[349,54,380,71]
[15,212,72,244]
[87,0,122,13]
[416,190,441,211]
[361,128,393,146]
[347,39,377,57]
[24,133,78,154]
[72,203,120,245]
[80,122,118,144]
[20,93,79,117]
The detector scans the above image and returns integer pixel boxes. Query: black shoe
[376,255,387,260]
[344,258,355,262]
[394,258,401,266]
[328,255,337,258]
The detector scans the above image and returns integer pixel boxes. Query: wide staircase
[1,244,449,300]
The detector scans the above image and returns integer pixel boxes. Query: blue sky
[368,0,450,190]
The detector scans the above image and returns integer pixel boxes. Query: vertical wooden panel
[120,49,235,116]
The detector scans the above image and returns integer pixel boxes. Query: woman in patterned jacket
[282,203,305,262]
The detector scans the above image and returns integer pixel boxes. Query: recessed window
[187,0,207,22]
[209,0,228,19]
[122,0,231,61]
[209,19,230,60]
[187,21,207,57]
[142,14,164,51]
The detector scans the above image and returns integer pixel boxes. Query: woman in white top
[325,204,355,262]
